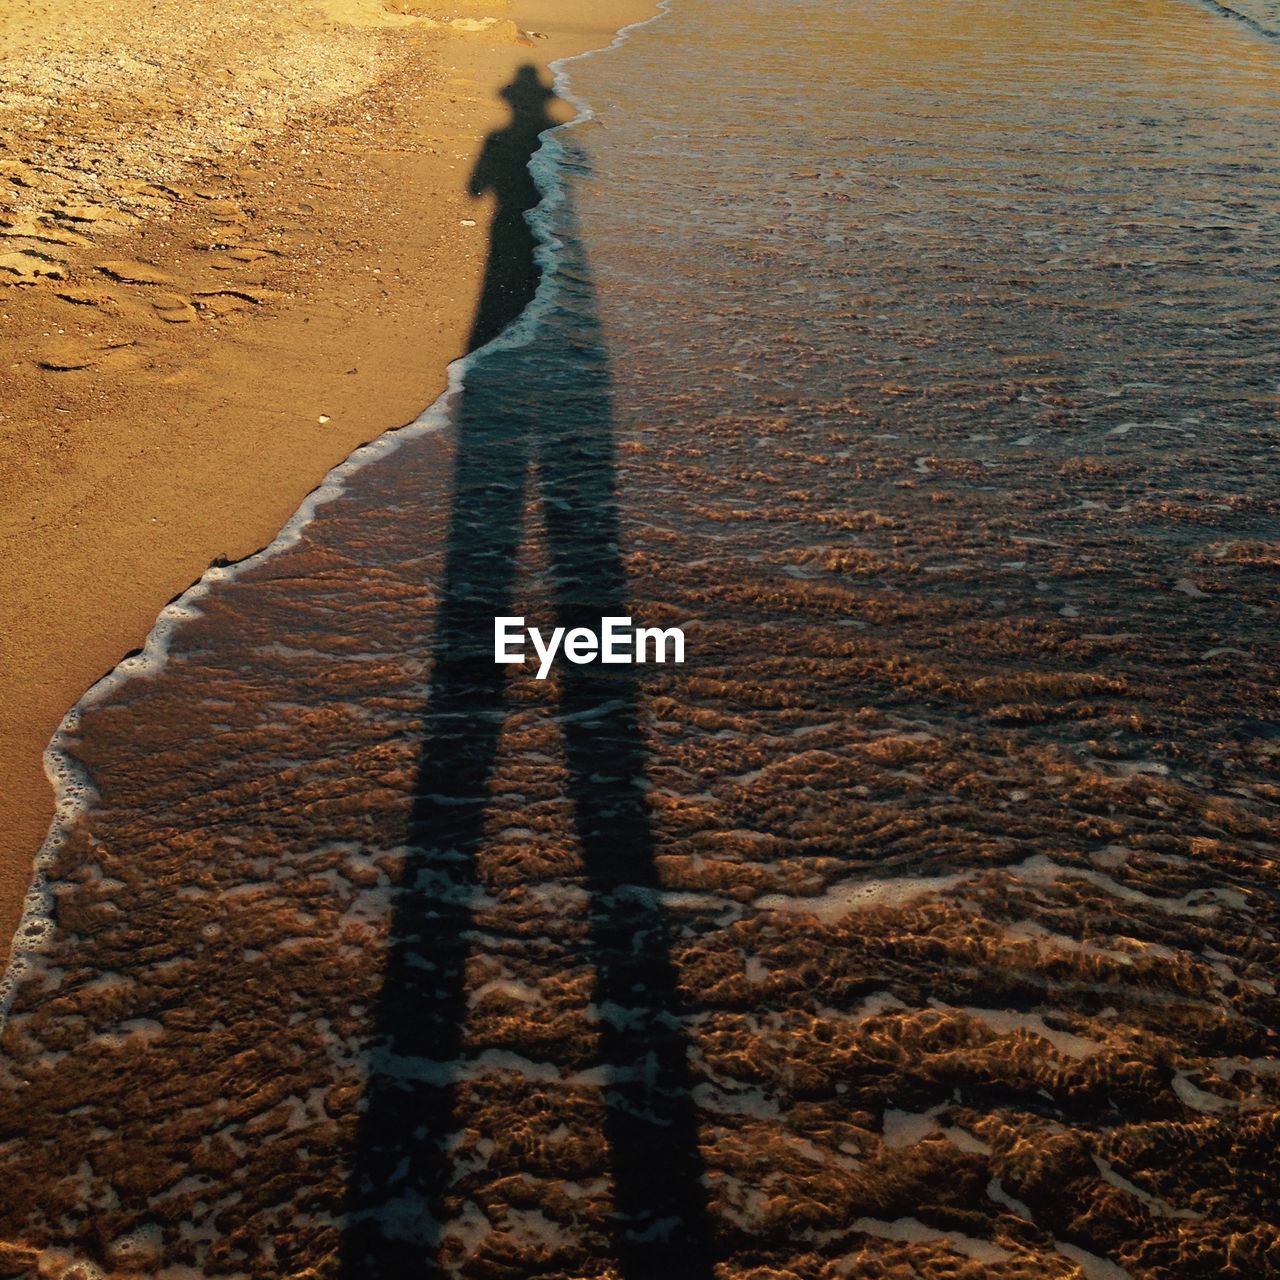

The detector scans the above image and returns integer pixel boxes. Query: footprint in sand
[33,338,140,372]
[96,258,177,286]
[97,340,147,372]
[0,158,56,191]
[193,287,277,316]
[150,291,199,324]
[105,180,178,212]
[0,249,66,283]
[207,247,276,271]
[0,217,94,249]
[35,344,98,372]
[55,287,117,309]
[199,199,249,228]
[57,203,135,234]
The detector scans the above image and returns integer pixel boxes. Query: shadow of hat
[501,64,557,106]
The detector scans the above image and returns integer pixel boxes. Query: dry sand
[0,0,655,955]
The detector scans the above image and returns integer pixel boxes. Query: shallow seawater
[3,1,1280,1277]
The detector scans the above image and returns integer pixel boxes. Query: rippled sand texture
[3,0,1280,1277]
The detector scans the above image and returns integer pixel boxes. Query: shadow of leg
[536,303,715,1273]
[560,673,717,1277]
[341,411,526,1277]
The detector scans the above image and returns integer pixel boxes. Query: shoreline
[0,0,657,960]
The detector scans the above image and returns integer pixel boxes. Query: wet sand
[0,0,655,953]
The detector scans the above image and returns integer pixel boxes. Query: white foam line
[0,0,675,1026]
[1185,0,1280,43]
[851,1217,1012,1266]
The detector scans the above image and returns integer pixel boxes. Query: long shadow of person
[341,65,714,1279]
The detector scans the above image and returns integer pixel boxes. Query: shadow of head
[501,61,557,116]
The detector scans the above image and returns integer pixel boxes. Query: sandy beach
[0,0,653,954]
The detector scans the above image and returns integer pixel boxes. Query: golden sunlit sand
[0,0,654,948]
